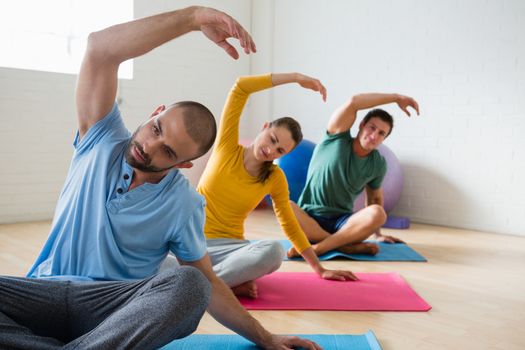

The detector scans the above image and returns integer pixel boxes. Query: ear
[174,161,193,169]
[358,120,365,130]
[261,121,270,131]
[150,105,166,119]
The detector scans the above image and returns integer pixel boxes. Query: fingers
[412,100,420,115]
[346,271,359,281]
[319,82,327,102]
[285,336,323,350]
[338,270,358,281]
[216,40,239,60]
[206,9,256,57]
[241,28,256,54]
[383,235,404,244]
[301,77,327,101]
[325,270,359,281]
[229,17,256,55]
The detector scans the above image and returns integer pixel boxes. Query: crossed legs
[207,239,284,298]
[289,201,387,257]
[0,267,211,350]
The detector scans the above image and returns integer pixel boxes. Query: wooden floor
[1,209,525,349]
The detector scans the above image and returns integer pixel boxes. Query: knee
[367,205,387,226]
[266,240,285,266]
[162,266,211,338]
[161,266,211,311]
[177,266,211,301]
[256,240,285,271]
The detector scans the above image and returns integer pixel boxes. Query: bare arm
[301,247,357,281]
[365,186,384,207]
[76,6,256,139]
[327,93,420,134]
[365,186,404,243]
[271,73,327,101]
[182,254,322,350]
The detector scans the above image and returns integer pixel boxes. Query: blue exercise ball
[276,139,317,202]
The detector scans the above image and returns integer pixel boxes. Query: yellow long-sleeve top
[197,74,311,253]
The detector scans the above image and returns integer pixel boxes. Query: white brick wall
[0,0,250,223]
[1,0,524,237]
[263,0,525,236]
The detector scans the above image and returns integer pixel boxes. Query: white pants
[206,239,285,287]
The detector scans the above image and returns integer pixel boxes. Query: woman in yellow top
[197,73,356,298]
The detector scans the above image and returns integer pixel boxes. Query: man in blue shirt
[0,6,321,350]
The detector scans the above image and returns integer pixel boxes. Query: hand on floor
[375,234,405,244]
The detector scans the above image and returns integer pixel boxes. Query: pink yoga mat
[239,272,431,311]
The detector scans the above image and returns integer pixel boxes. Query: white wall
[253,0,525,236]
[2,0,524,237]
[0,0,251,223]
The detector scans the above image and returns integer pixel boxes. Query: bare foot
[338,242,380,255]
[287,246,301,259]
[231,281,258,299]
[289,242,379,257]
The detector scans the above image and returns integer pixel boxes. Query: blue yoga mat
[278,239,427,262]
[160,330,382,350]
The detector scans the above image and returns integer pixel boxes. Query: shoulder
[173,172,205,205]
[320,130,351,145]
[267,165,289,190]
[74,103,130,152]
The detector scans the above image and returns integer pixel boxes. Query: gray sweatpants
[206,239,285,287]
[0,266,211,350]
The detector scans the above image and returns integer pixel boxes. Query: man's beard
[125,128,173,173]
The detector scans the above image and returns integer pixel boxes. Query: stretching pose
[288,93,419,258]
[197,73,356,299]
[0,7,323,350]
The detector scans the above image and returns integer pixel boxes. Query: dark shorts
[309,212,352,234]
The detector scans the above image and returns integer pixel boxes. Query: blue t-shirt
[27,104,207,281]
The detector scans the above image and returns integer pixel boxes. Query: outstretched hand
[320,269,358,281]
[194,6,256,59]
[375,234,405,244]
[396,94,420,117]
[296,73,327,101]
[267,335,323,350]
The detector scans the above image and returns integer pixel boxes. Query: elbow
[85,30,117,64]
[347,94,363,110]
[86,31,103,57]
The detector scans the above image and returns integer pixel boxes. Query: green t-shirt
[297,131,386,217]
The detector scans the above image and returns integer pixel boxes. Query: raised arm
[76,6,256,139]
[182,255,322,350]
[216,73,326,151]
[271,73,327,101]
[327,93,420,134]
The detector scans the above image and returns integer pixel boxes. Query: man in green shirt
[289,93,419,258]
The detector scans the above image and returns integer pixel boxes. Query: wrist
[187,6,204,31]
[393,93,401,103]
[312,263,325,276]
[255,330,275,349]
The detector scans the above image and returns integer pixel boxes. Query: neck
[129,168,169,190]
[243,145,264,177]
[352,138,373,158]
